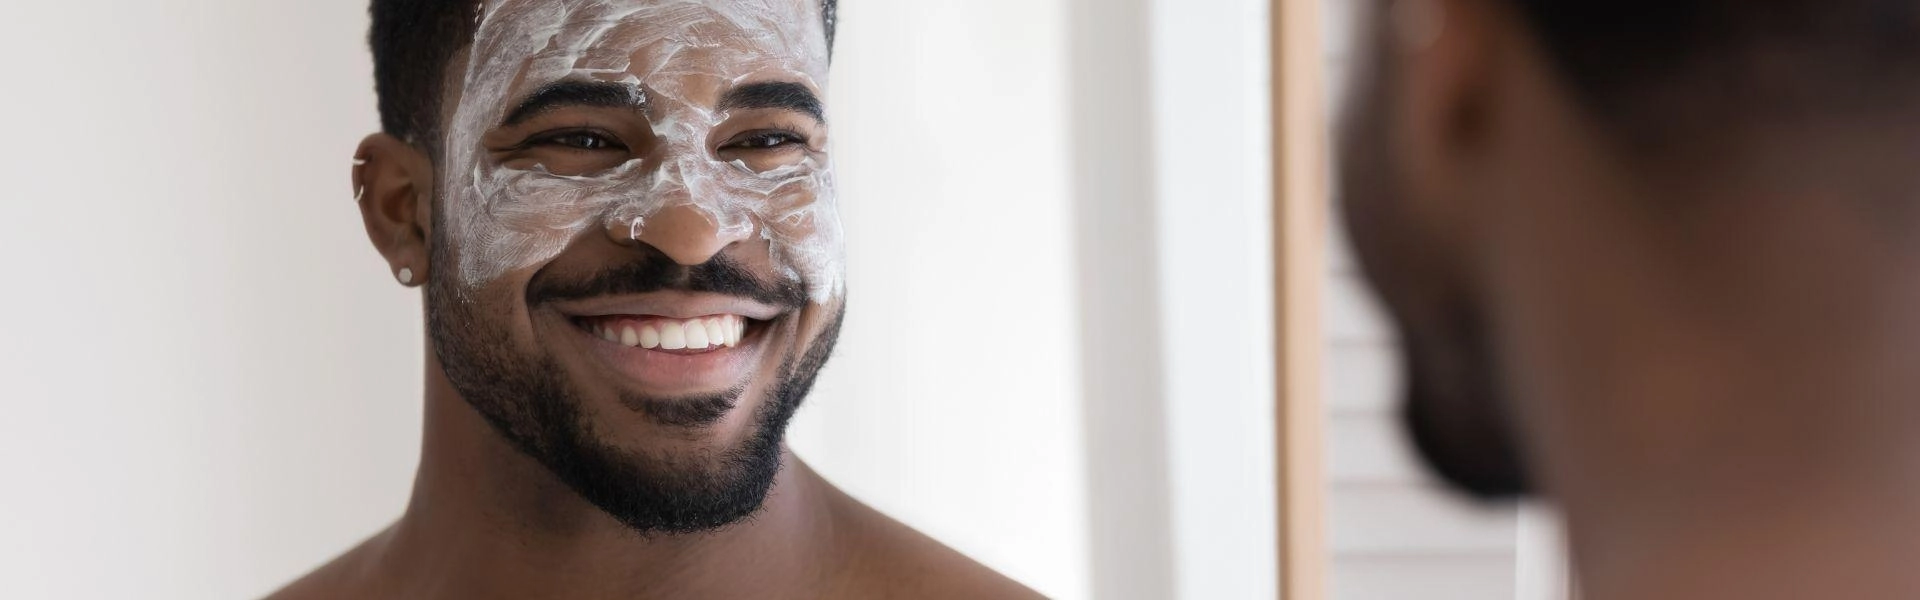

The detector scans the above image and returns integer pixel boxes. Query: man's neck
[362,372,848,599]
[1549,355,1920,599]
[1507,192,1920,599]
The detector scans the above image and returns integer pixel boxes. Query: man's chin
[1403,391,1533,500]
[1398,327,1535,500]
[545,421,788,535]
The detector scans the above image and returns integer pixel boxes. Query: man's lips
[549,291,786,322]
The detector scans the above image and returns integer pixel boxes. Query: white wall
[0,2,424,598]
[1065,0,1282,596]
[790,0,1091,597]
[1146,0,1282,597]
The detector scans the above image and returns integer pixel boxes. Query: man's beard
[1337,33,1532,500]
[424,234,843,534]
[1395,312,1532,500]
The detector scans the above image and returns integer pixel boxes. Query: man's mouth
[547,291,787,394]
[572,314,756,354]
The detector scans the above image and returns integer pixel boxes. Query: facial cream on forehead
[442,0,842,303]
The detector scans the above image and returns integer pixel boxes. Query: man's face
[1335,3,1532,499]
[425,0,844,533]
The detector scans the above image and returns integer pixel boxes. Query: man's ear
[353,133,435,286]
[1393,0,1503,217]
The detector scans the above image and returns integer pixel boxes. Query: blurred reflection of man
[269,1,1037,598]
[1341,0,1920,597]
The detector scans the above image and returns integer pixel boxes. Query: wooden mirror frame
[1273,0,1328,597]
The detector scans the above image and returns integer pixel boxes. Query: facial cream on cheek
[441,0,845,303]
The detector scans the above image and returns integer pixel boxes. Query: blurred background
[0,0,1562,598]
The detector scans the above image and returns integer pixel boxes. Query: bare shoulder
[823,490,1046,600]
[262,528,394,600]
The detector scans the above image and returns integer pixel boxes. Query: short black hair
[1501,0,1920,147]
[369,0,839,148]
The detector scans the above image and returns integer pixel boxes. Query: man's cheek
[441,166,633,289]
[760,187,845,303]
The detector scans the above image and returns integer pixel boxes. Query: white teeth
[685,319,710,349]
[595,316,748,351]
[659,320,687,349]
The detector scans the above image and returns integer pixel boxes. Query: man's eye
[727,131,806,150]
[535,132,623,151]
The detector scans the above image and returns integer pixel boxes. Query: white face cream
[441,0,841,302]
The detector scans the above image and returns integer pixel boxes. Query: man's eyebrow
[717,81,825,124]
[501,80,648,127]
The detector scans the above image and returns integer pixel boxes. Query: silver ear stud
[397,267,415,285]
[354,156,369,200]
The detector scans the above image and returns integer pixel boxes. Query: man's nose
[617,204,752,266]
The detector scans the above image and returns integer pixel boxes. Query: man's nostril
[625,205,742,266]
[602,216,646,247]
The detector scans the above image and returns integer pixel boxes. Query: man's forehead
[480,0,829,81]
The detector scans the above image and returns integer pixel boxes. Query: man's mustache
[525,254,807,309]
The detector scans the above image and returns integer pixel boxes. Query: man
[1342,0,1920,597]
[271,1,1038,597]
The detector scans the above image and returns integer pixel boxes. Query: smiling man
[269,1,1037,598]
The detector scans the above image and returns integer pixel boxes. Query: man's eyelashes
[512,127,812,154]
[722,130,809,151]
[527,129,626,151]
